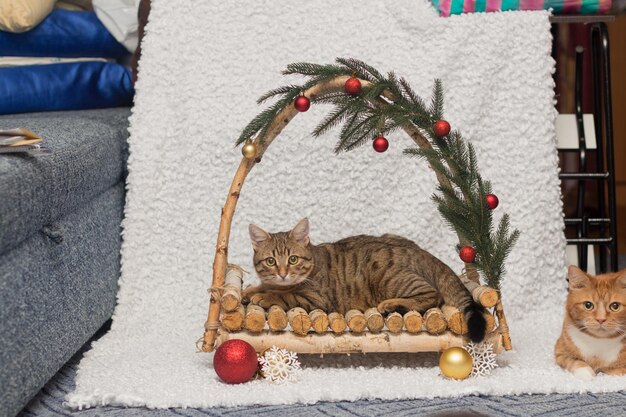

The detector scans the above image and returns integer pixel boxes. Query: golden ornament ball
[241,142,257,160]
[439,347,473,380]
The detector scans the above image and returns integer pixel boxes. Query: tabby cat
[242,218,487,342]
[555,265,626,379]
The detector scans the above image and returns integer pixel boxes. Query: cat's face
[567,266,626,338]
[249,218,314,287]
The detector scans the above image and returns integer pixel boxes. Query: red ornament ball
[373,135,389,153]
[213,339,258,384]
[344,77,362,96]
[294,96,311,112]
[485,194,499,210]
[459,246,477,263]
[433,120,451,137]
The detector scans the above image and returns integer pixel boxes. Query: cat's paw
[241,286,262,303]
[572,366,596,381]
[249,293,286,310]
[248,292,268,306]
[377,300,409,316]
[603,368,626,376]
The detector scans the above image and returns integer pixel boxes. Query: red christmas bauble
[485,194,499,210]
[373,135,389,153]
[433,120,451,137]
[344,77,362,96]
[294,96,311,112]
[213,339,258,384]
[459,246,477,263]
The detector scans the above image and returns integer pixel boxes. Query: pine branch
[282,62,347,77]
[344,125,377,152]
[313,105,351,137]
[335,57,384,81]
[235,58,520,291]
[335,111,363,152]
[236,106,278,146]
[257,85,300,104]
[385,71,405,101]
[310,91,351,105]
[399,77,427,111]
[362,81,394,102]
[429,79,444,121]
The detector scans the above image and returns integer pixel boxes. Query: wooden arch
[202,75,511,352]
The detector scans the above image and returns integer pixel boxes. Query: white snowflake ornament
[465,342,498,377]
[258,346,302,383]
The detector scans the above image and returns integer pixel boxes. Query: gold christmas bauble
[241,142,257,160]
[439,347,473,380]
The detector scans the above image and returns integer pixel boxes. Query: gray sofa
[0,108,130,417]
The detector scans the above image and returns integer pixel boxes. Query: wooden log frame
[202,75,513,352]
[267,305,288,332]
[403,311,423,334]
[213,264,502,341]
[216,328,504,355]
[424,308,447,335]
[328,312,347,334]
[220,264,244,312]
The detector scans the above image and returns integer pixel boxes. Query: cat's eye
[583,301,594,310]
[609,302,621,312]
[288,255,299,265]
[265,257,276,266]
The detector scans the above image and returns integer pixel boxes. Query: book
[0,128,49,156]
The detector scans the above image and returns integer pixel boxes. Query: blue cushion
[0,9,129,58]
[0,62,134,115]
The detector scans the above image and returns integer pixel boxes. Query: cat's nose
[279,273,287,279]
[597,318,606,324]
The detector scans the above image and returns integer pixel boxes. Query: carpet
[19,325,626,417]
[67,0,626,410]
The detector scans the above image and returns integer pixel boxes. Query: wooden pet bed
[210,265,506,354]
[201,74,513,355]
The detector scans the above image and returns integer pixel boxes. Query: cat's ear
[568,265,591,290]
[249,224,270,250]
[617,271,626,289]
[289,217,310,246]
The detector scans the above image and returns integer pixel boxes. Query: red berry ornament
[213,339,258,384]
[459,246,477,263]
[294,96,310,112]
[344,77,362,96]
[433,120,451,137]
[373,135,389,153]
[485,194,499,210]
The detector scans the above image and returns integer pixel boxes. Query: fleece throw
[68,0,626,409]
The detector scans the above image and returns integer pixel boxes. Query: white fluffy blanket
[68,0,626,409]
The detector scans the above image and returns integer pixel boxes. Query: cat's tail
[464,301,487,343]
[434,269,487,343]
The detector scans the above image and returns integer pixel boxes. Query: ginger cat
[242,218,487,342]
[555,265,626,379]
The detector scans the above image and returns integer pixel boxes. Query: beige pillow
[0,0,56,33]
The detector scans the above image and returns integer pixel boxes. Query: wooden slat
[216,329,504,354]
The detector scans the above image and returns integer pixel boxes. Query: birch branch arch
[201,74,511,354]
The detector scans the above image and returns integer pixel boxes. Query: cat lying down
[242,218,487,343]
[555,265,626,379]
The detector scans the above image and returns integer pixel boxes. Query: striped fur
[244,218,486,342]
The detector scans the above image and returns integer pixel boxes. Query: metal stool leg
[590,22,618,272]
[574,47,588,271]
